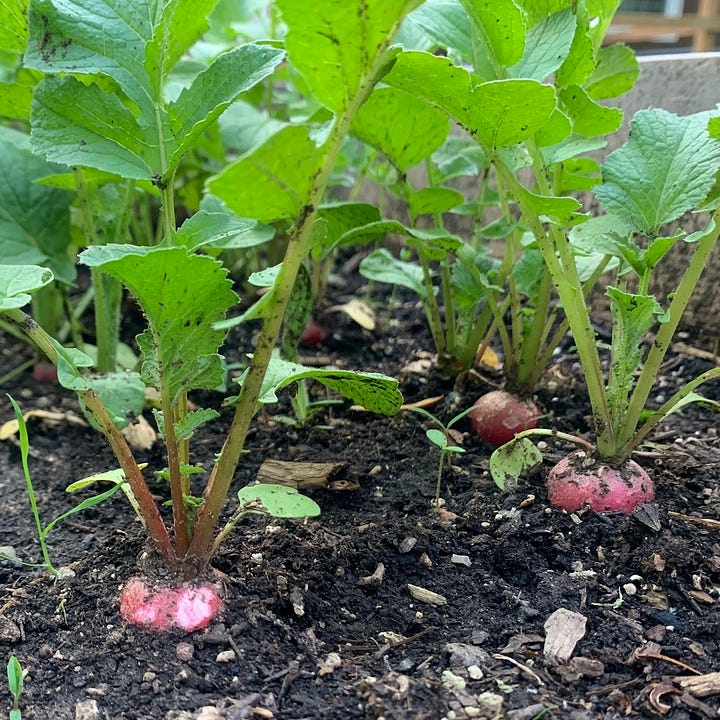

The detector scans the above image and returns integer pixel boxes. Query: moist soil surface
[1,281,720,720]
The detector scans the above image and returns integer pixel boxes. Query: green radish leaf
[77,372,146,429]
[281,263,313,361]
[542,136,607,166]
[408,187,465,216]
[400,0,474,60]
[0,0,27,53]
[432,136,488,181]
[0,265,54,309]
[175,408,220,442]
[242,350,403,416]
[25,1,282,180]
[555,5,595,88]
[585,43,639,100]
[352,87,449,172]
[6,655,23,698]
[510,183,584,226]
[51,342,145,430]
[606,287,666,428]
[276,0,421,114]
[311,203,382,259]
[512,248,545,301]
[595,109,720,234]
[0,127,74,282]
[219,101,288,155]
[166,44,285,169]
[559,84,622,136]
[144,0,218,86]
[490,437,543,491]
[568,213,632,257]
[386,52,556,148]
[237,483,321,518]
[459,0,525,78]
[52,344,146,431]
[25,0,157,111]
[80,245,237,402]
[359,248,427,298]
[426,428,448,449]
[209,125,324,222]
[340,221,462,258]
[176,200,274,251]
[30,76,156,179]
[0,67,39,121]
[508,9,576,81]
[535,107,572,147]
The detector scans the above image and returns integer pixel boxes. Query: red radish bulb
[468,390,540,447]
[547,449,655,513]
[32,361,58,383]
[119,578,223,633]
[300,320,328,345]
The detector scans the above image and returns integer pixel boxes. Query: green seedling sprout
[210,483,321,557]
[8,395,57,577]
[407,404,477,504]
[2,395,130,576]
[6,655,23,720]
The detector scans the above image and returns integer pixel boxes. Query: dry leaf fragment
[0,409,87,440]
[543,608,587,663]
[407,583,447,606]
[326,298,376,330]
[649,681,682,714]
[688,590,715,604]
[475,345,502,371]
[121,415,156,450]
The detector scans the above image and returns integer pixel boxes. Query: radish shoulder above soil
[119,578,223,633]
[468,389,540,447]
[546,449,655,513]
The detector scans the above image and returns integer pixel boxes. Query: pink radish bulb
[468,390,540,447]
[119,578,223,633]
[547,450,655,513]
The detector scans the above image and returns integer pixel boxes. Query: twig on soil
[677,671,720,698]
[671,341,720,365]
[493,653,545,686]
[668,511,720,530]
[632,647,703,675]
[371,626,437,660]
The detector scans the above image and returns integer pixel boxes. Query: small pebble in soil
[216,649,236,663]
[74,699,101,720]
[467,664,483,680]
[176,642,194,662]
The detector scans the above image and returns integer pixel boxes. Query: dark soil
[1,282,720,720]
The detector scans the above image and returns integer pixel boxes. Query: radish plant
[364,0,720,507]
[360,0,635,438]
[490,110,720,511]
[0,0,414,632]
